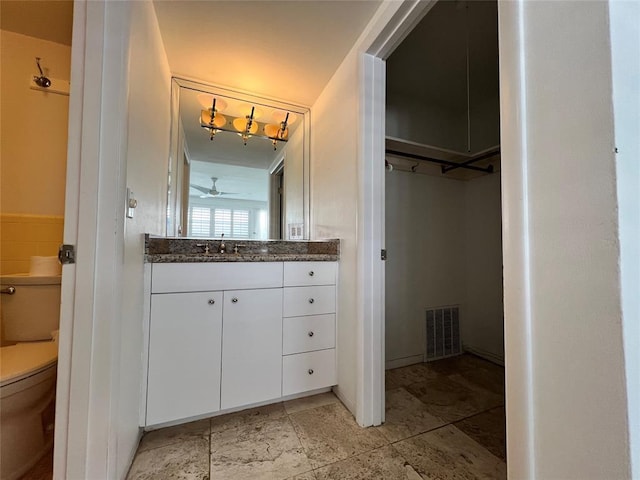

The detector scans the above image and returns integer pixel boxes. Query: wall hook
[34,57,51,88]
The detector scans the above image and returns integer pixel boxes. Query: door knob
[308,298,314,304]
[208,299,215,305]
[308,331,314,337]
[232,297,238,303]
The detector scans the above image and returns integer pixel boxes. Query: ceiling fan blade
[190,183,210,194]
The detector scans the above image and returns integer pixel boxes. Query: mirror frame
[166,77,311,239]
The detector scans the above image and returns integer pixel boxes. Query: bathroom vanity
[141,238,339,428]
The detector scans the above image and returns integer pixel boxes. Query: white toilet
[0,274,60,480]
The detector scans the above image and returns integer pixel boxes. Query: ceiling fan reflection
[190,177,239,198]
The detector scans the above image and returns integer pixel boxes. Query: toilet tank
[1,275,61,342]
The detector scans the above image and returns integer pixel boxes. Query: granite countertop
[144,236,340,263]
[146,253,339,263]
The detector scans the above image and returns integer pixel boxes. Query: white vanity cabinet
[282,262,337,396]
[146,291,223,426]
[221,288,282,409]
[144,260,337,427]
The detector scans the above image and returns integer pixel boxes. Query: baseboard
[463,344,505,366]
[385,354,424,370]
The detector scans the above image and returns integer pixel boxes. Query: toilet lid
[1,341,58,387]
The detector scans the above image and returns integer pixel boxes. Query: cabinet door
[146,291,223,425]
[221,288,283,409]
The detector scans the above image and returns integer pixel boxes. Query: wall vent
[425,306,461,361]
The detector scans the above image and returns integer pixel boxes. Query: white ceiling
[152,0,381,106]
[189,160,268,202]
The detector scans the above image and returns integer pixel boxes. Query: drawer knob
[232,297,238,303]
[308,271,315,276]
[308,369,314,375]
[208,299,215,305]
[308,331,314,337]
[308,298,315,304]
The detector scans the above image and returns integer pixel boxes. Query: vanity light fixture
[199,98,297,149]
[200,97,228,140]
[232,106,259,145]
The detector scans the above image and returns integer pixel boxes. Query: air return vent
[425,306,461,361]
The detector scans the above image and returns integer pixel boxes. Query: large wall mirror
[166,78,310,240]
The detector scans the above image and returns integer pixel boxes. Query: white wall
[310,47,360,414]
[499,1,631,477]
[463,173,503,361]
[386,94,467,152]
[118,1,171,477]
[384,169,503,366]
[384,170,465,365]
[609,1,640,476]
[283,123,305,238]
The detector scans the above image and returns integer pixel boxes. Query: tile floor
[127,353,506,480]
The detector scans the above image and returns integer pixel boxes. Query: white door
[147,291,223,425]
[221,288,283,409]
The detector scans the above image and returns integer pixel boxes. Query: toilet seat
[1,342,58,388]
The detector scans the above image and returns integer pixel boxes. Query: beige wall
[0,213,63,274]
[0,30,70,215]
[0,30,71,273]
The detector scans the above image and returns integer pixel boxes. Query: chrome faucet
[218,233,226,254]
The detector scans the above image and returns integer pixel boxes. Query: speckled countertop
[145,236,339,263]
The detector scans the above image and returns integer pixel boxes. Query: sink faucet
[218,233,226,254]
[196,243,210,254]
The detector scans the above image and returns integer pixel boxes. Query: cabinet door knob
[308,331,314,337]
[208,299,215,305]
[308,369,314,375]
[308,271,314,276]
[308,298,314,304]
[232,297,238,303]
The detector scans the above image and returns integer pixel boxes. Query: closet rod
[440,148,500,174]
[386,149,494,174]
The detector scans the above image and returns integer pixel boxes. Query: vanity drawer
[282,349,336,396]
[283,286,336,317]
[284,262,336,287]
[283,314,335,355]
[152,262,283,293]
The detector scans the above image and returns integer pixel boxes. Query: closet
[384,0,504,368]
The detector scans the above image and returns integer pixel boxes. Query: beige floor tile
[376,388,446,442]
[287,471,317,480]
[314,445,422,480]
[453,364,505,396]
[394,425,506,480]
[210,415,311,480]
[138,418,210,453]
[385,363,439,388]
[284,392,340,415]
[454,407,506,461]
[289,402,387,469]
[127,437,210,480]
[210,402,286,434]
[407,375,503,423]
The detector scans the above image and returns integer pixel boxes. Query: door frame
[54,1,131,478]
[357,1,533,477]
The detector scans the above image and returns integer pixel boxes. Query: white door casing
[53,1,132,478]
